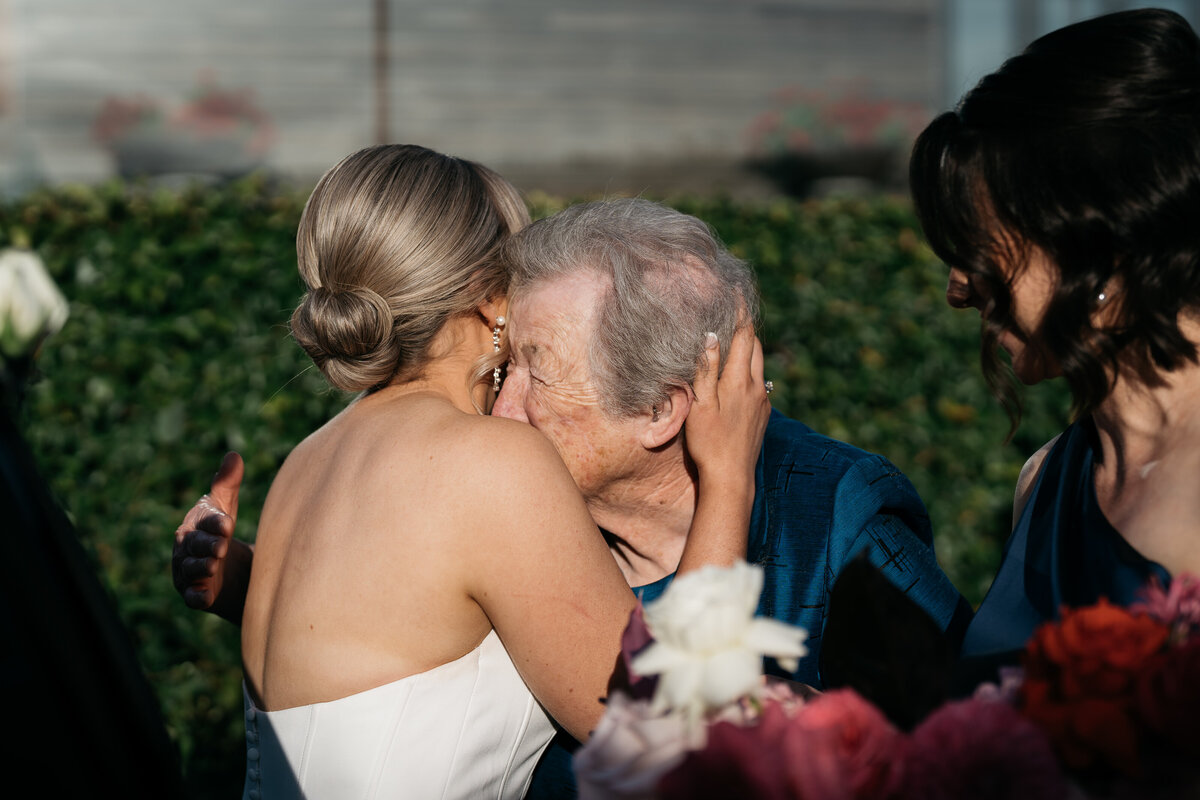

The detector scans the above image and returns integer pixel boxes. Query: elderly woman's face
[947,242,1060,385]
[493,272,646,501]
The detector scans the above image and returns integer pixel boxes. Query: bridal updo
[290,144,530,392]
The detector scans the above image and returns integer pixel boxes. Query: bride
[186,144,769,799]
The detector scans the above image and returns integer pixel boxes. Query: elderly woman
[910,7,1200,663]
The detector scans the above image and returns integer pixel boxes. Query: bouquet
[575,561,1200,799]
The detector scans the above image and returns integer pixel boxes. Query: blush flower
[632,562,808,731]
[574,693,691,800]
[1133,573,1200,641]
[971,665,1025,704]
[899,697,1069,800]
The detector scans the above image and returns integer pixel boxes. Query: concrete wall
[0,0,943,196]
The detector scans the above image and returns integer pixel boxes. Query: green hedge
[3,178,1068,796]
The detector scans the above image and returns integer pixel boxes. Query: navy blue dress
[960,418,1171,666]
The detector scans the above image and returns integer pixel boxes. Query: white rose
[574,693,690,800]
[631,562,808,729]
[0,248,69,358]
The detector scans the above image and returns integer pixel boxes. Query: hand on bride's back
[685,325,771,482]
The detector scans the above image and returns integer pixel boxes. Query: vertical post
[941,0,956,111]
[374,0,389,144]
[0,0,10,117]
[1014,0,1039,50]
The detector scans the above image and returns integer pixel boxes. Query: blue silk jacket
[527,410,972,799]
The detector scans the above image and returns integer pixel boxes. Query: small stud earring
[1098,292,1108,303]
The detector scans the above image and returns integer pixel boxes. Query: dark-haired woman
[909,7,1200,664]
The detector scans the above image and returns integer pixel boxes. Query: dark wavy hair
[910,8,1200,431]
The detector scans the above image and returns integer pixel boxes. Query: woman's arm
[462,327,768,742]
[677,326,770,574]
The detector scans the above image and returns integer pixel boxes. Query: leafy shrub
[3,179,1067,796]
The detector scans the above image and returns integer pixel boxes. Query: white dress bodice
[242,630,555,800]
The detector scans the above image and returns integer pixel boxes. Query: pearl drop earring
[492,316,506,392]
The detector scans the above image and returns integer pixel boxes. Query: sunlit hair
[501,198,760,417]
[910,8,1200,430]
[290,144,529,393]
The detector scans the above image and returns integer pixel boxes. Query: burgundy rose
[898,697,1069,800]
[1136,636,1200,754]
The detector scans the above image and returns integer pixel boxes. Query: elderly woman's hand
[685,325,771,486]
[674,325,771,573]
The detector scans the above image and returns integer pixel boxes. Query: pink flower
[898,697,1069,800]
[972,666,1025,704]
[781,689,906,800]
[574,693,691,800]
[657,702,796,800]
[709,677,811,727]
[1133,573,1200,640]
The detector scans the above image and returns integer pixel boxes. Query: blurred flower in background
[91,72,275,180]
[748,83,927,156]
[745,83,929,198]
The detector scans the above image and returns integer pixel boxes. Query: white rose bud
[631,561,808,731]
[0,248,69,358]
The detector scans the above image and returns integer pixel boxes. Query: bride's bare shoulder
[435,413,568,477]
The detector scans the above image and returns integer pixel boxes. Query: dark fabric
[0,402,183,797]
[959,418,1171,668]
[527,410,969,799]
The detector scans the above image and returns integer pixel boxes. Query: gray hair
[501,198,760,417]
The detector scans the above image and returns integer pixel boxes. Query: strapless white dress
[242,630,555,799]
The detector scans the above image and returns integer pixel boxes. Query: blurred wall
[0,0,942,196]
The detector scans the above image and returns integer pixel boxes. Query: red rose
[1018,600,1170,776]
[1025,599,1169,697]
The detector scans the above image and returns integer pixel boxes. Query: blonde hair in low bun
[291,285,400,392]
[290,144,530,394]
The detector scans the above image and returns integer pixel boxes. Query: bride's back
[242,391,514,711]
[236,143,533,712]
